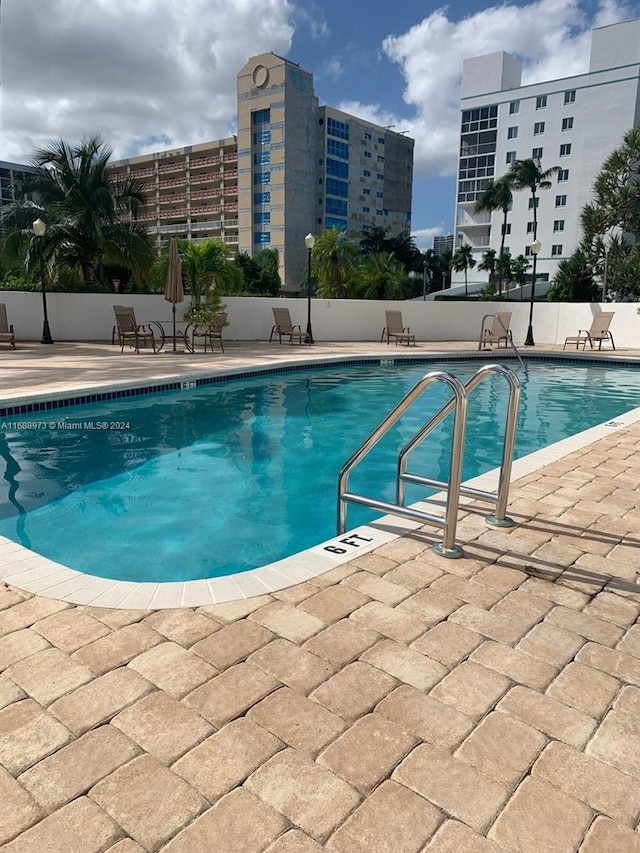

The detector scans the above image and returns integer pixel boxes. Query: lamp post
[524,238,541,346]
[422,258,427,300]
[32,218,54,344]
[602,242,611,302]
[304,232,315,344]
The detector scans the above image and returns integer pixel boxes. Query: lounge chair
[191,313,227,353]
[381,310,415,346]
[113,305,159,353]
[480,312,512,349]
[563,312,615,351]
[270,307,307,344]
[0,304,16,348]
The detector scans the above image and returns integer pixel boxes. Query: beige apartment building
[111,53,414,291]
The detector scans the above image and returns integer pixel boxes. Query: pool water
[0,360,638,582]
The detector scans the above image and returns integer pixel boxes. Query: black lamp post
[524,238,541,347]
[602,242,611,302]
[304,232,315,344]
[32,218,54,344]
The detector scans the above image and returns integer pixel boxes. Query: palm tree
[15,136,153,289]
[356,252,408,300]
[418,249,437,298]
[450,243,476,297]
[508,157,560,252]
[477,248,497,283]
[510,254,530,294]
[474,177,512,296]
[151,238,238,311]
[312,227,358,298]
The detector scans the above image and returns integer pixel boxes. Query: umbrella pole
[172,302,177,352]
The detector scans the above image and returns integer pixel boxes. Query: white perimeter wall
[0,292,638,349]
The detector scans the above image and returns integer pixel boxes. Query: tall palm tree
[312,227,358,298]
[474,176,512,296]
[17,136,153,289]
[477,248,497,283]
[450,243,476,297]
[508,157,560,252]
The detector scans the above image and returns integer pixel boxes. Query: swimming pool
[0,358,639,585]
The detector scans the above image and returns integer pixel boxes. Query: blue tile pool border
[1,351,638,418]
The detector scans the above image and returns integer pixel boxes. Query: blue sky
[2,0,639,247]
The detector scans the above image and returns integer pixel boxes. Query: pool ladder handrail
[479,313,525,369]
[337,364,521,559]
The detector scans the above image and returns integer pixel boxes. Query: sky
[2,0,640,249]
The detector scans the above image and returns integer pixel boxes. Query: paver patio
[0,341,639,851]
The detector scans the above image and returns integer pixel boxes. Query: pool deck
[1,340,640,852]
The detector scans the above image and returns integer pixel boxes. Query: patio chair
[269,307,307,344]
[0,304,16,348]
[563,312,616,351]
[191,313,227,353]
[113,305,159,353]
[480,312,513,349]
[380,310,415,346]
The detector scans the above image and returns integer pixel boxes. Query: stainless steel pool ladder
[479,313,525,368]
[337,364,521,559]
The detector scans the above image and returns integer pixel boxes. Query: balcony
[158,162,185,174]
[223,203,238,213]
[190,155,222,168]
[190,189,222,202]
[131,167,155,178]
[457,212,491,229]
[190,220,222,232]
[191,204,222,215]
[222,170,238,181]
[164,208,189,219]
[159,194,186,205]
[158,223,189,234]
[223,153,238,163]
[190,172,220,186]
[158,177,183,189]
[223,187,237,197]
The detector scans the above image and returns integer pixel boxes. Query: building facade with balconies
[455,18,640,288]
[112,52,414,291]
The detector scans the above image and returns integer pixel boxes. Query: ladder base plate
[432,542,464,559]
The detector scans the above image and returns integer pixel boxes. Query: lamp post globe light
[304,232,315,345]
[32,218,54,345]
[524,238,541,347]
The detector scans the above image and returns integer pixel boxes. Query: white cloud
[411,226,445,251]
[0,0,294,163]
[379,0,633,178]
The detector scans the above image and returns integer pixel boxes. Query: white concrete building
[455,18,640,287]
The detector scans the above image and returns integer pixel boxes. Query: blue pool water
[0,360,638,582]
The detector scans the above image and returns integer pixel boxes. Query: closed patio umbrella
[164,237,184,352]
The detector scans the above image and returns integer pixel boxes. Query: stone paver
[2,345,640,851]
[89,754,207,851]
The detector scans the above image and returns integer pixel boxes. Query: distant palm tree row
[457,157,561,297]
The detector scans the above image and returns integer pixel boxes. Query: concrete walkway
[1,341,639,851]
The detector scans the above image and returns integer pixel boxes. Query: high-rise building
[455,18,640,286]
[433,234,454,255]
[111,52,414,291]
[0,161,36,234]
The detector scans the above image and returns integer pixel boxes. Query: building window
[525,245,532,256]
[509,100,520,114]
[253,130,270,145]
[532,147,543,160]
[362,206,370,213]
[327,158,349,178]
[528,197,539,209]
[326,197,348,217]
[325,216,347,230]
[378,137,385,144]
[506,151,516,164]
[327,138,349,160]
[526,221,535,233]
[253,191,271,205]
[364,132,371,140]
[536,95,547,109]
[553,219,565,231]
[327,117,349,140]
[564,90,576,104]
[254,232,271,244]
[326,178,348,198]
[560,143,571,156]
[558,169,569,182]
[551,244,563,256]
[252,108,270,125]
[507,126,518,139]
[253,151,270,166]
[534,122,545,135]
[376,191,383,198]
[377,155,385,163]
[363,188,371,195]
[503,224,511,235]
[254,212,270,225]
[562,117,574,131]
[377,173,384,181]
[253,171,270,185]
[555,194,567,207]
[461,105,499,132]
